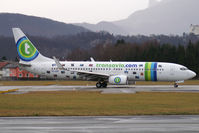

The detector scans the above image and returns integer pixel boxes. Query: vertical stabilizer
[12,28,53,63]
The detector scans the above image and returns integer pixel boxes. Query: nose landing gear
[174,80,184,88]
[174,83,178,88]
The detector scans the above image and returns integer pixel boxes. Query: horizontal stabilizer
[3,60,31,67]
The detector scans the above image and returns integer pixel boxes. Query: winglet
[53,56,66,70]
[90,57,95,62]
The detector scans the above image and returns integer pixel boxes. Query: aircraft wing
[74,70,109,81]
[53,56,109,80]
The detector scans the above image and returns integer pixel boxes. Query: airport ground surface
[0,81,199,132]
[0,84,199,116]
[0,115,199,133]
[1,84,199,94]
[1,80,199,86]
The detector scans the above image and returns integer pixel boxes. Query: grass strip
[0,91,199,116]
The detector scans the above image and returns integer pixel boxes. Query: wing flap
[75,70,109,80]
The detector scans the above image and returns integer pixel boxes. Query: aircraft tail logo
[12,28,56,63]
[12,28,41,62]
[16,36,39,62]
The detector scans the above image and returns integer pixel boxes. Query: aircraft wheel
[96,82,102,88]
[102,82,107,88]
[174,83,178,88]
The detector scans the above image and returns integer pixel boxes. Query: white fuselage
[24,61,196,82]
[12,28,196,88]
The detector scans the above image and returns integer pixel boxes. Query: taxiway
[0,85,199,94]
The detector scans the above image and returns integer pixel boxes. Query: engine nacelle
[108,75,128,85]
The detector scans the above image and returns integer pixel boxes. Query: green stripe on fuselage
[145,63,148,81]
[145,62,152,81]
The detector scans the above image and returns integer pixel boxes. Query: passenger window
[61,71,65,74]
[46,71,50,74]
[133,72,136,74]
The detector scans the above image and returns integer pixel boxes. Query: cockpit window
[180,67,188,71]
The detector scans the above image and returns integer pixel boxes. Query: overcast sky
[0,0,156,24]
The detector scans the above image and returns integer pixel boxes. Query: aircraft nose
[188,70,196,79]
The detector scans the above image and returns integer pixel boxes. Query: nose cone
[188,70,196,79]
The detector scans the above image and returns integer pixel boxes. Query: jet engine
[108,75,128,85]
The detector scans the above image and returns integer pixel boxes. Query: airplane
[12,28,196,88]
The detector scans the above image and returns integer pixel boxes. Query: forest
[67,40,199,78]
[0,31,199,77]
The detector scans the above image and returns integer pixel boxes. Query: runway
[0,115,199,133]
[0,85,199,94]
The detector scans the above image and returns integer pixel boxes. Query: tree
[1,56,7,61]
[176,45,185,65]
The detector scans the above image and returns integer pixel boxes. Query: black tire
[174,84,178,88]
[102,83,107,88]
[96,82,101,88]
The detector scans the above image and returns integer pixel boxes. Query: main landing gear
[96,81,107,88]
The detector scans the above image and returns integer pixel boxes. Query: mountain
[75,21,127,35]
[0,31,116,59]
[76,0,199,35]
[0,13,89,37]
